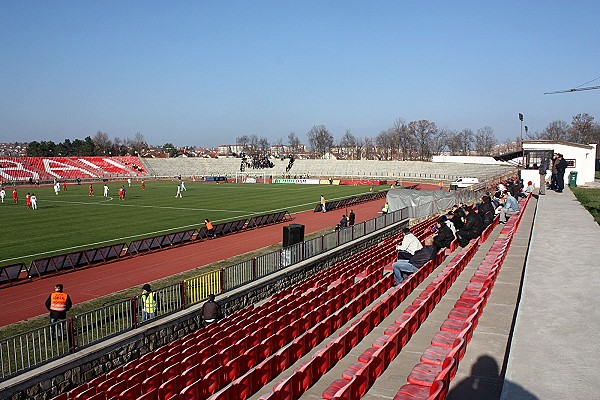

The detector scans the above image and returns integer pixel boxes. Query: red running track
[0,200,386,327]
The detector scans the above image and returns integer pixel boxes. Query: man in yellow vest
[141,284,158,321]
[45,284,72,339]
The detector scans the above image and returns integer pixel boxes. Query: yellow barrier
[184,270,222,305]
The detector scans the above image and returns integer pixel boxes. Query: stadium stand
[0,156,146,181]
[141,158,514,182]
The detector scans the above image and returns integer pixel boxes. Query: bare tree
[287,132,300,153]
[338,129,358,159]
[307,125,334,158]
[457,128,474,155]
[258,137,270,152]
[355,137,365,160]
[249,135,260,152]
[390,119,413,160]
[375,129,393,160]
[430,128,450,155]
[130,132,147,154]
[363,137,375,160]
[569,113,595,143]
[446,130,462,155]
[408,120,437,161]
[92,131,112,155]
[236,135,250,153]
[539,120,569,140]
[474,126,497,156]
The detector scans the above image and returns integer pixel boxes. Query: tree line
[24,113,600,159]
[25,131,148,157]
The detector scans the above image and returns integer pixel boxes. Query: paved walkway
[500,186,600,399]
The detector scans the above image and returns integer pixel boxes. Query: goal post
[235,171,268,184]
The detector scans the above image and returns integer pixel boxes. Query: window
[524,150,554,170]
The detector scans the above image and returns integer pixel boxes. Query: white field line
[0,193,368,264]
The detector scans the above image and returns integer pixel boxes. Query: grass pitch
[0,180,377,268]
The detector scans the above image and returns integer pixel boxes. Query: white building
[521,140,597,187]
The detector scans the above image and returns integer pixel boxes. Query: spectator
[339,214,348,228]
[448,207,464,231]
[524,181,535,195]
[200,294,220,324]
[348,209,356,226]
[555,153,568,193]
[499,192,519,224]
[141,284,158,321]
[456,207,483,247]
[45,284,72,339]
[550,153,559,190]
[392,236,437,285]
[432,216,455,250]
[477,195,495,228]
[396,227,423,260]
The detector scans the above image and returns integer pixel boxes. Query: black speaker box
[283,224,305,247]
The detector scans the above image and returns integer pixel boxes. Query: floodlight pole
[518,113,524,168]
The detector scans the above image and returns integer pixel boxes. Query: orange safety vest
[50,292,68,312]
[206,221,213,230]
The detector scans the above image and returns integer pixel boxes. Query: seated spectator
[396,227,423,260]
[432,216,455,250]
[200,294,220,325]
[524,181,535,195]
[448,207,464,231]
[456,206,483,247]
[499,191,519,223]
[392,236,437,285]
[477,195,495,228]
[443,214,456,235]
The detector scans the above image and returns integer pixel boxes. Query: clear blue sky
[1,1,599,148]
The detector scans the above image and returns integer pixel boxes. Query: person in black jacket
[456,207,483,247]
[477,195,495,228]
[432,216,455,250]
[555,154,568,193]
[448,209,464,231]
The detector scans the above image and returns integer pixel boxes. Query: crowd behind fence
[0,177,507,381]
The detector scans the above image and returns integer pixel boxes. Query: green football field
[0,180,378,268]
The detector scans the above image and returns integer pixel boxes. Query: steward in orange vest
[45,284,73,320]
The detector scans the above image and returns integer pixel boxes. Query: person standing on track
[348,209,356,226]
[320,195,326,213]
[45,284,72,339]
